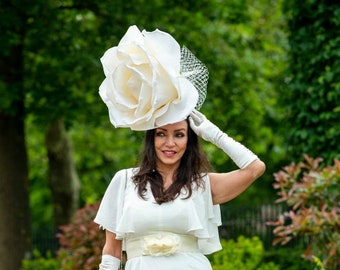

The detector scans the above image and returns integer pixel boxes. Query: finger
[188,116,197,127]
[189,114,199,124]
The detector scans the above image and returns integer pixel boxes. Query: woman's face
[154,120,188,170]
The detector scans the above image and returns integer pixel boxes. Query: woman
[94,110,265,270]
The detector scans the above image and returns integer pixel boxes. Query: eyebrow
[157,128,186,132]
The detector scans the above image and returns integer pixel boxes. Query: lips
[162,150,177,157]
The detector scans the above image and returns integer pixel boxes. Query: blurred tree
[24,1,98,228]
[0,1,31,269]
[281,0,340,163]
[24,1,146,227]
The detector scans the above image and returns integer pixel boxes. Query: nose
[165,135,175,147]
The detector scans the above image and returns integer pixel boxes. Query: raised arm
[189,110,265,204]
[208,160,265,204]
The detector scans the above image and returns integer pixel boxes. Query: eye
[155,131,166,137]
[175,132,185,138]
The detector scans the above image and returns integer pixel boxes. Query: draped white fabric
[94,168,222,269]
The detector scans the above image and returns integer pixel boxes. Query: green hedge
[20,250,60,270]
[208,236,279,270]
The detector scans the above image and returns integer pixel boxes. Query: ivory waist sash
[125,231,199,259]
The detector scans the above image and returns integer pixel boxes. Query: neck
[156,164,179,190]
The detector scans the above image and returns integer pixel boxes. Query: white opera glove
[189,109,258,169]
[99,254,120,270]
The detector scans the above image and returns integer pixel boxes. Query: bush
[56,202,104,270]
[264,247,314,270]
[20,250,60,270]
[208,236,279,270]
[268,155,340,269]
[21,203,104,270]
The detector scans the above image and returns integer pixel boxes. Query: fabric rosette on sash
[142,232,181,256]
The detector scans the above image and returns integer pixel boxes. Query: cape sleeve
[94,169,128,233]
[193,174,222,254]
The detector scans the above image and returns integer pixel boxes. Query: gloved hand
[99,254,120,270]
[189,109,258,169]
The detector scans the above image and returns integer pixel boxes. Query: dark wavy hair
[132,119,211,204]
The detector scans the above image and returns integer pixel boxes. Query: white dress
[94,168,222,270]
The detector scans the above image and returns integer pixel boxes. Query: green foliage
[282,0,340,163]
[203,0,289,204]
[24,1,104,126]
[313,256,326,270]
[70,123,143,203]
[26,115,53,229]
[0,0,28,115]
[56,202,103,270]
[20,250,60,270]
[208,236,279,270]
[268,155,340,269]
[265,247,314,270]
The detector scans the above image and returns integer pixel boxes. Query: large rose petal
[142,29,181,77]
[155,78,198,127]
[100,47,119,77]
[118,25,144,46]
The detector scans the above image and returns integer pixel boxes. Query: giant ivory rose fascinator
[99,25,208,130]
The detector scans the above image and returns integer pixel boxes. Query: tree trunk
[0,3,31,267]
[0,110,31,270]
[46,118,80,227]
